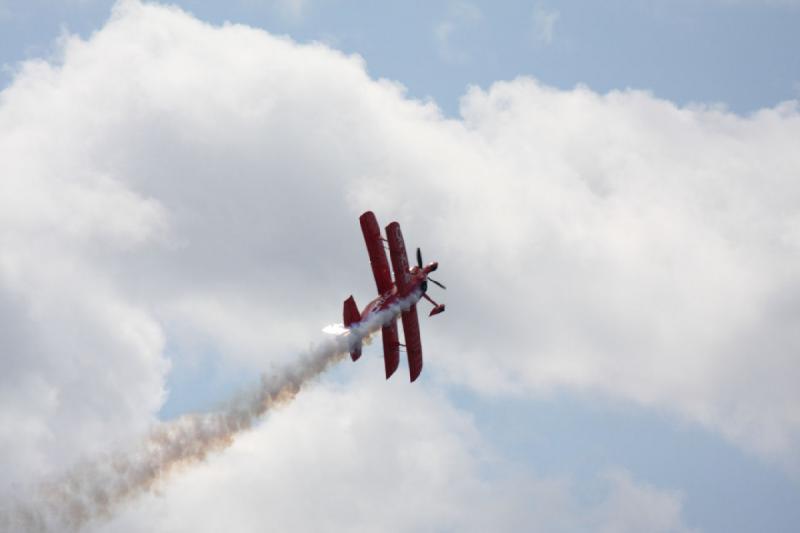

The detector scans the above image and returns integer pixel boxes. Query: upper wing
[385,221,412,294]
[401,305,423,382]
[359,211,393,295]
[385,221,422,380]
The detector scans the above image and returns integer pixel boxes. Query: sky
[0,1,799,532]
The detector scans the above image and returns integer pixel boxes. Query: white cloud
[0,4,798,531]
[91,368,695,533]
[532,5,560,45]
[429,82,800,472]
[592,470,695,533]
[434,2,482,64]
[271,0,309,21]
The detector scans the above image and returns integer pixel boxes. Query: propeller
[417,247,446,289]
[428,277,446,290]
[417,246,447,316]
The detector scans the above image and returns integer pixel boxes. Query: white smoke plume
[1,291,422,533]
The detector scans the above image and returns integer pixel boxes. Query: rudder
[343,296,362,361]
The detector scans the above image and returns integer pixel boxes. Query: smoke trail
[2,291,421,533]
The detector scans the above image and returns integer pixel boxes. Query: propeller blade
[416,247,423,268]
[428,277,446,290]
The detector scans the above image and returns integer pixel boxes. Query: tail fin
[343,296,362,361]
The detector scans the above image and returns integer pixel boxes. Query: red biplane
[343,211,446,382]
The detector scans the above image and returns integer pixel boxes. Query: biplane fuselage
[343,211,445,382]
[360,264,436,318]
